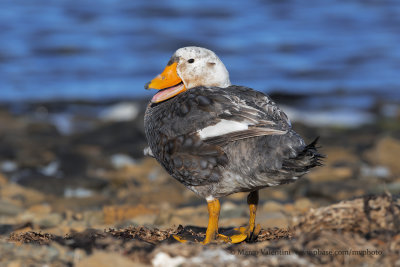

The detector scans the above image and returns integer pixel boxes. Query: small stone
[365,136,400,176]
[226,192,247,201]
[175,205,207,217]
[221,201,237,211]
[220,217,248,228]
[0,183,46,207]
[110,154,136,169]
[259,188,288,201]
[103,204,159,225]
[129,214,157,226]
[220,202,246,219]
[152,252,186,267]
[99,102,139,122]
[170,206,208,226]
[1,161,17,172]
[154,211,173,227]
[307,165,353,182]
[258,211,289,228]
[28,204,52,215]
[64,187,93,198]
[0,224,14,235]
[76,251,136,267]
[370,182,400,195]
[283,203,295,213]
[262,201,284,212]
[294,198,314,213]
[360,165,390,179]
[0,200,24,216]
[307,147,357,182]
[35,213,63,229]
[82,210,104,226]
[0,173,7,185]
[7,260,22,267]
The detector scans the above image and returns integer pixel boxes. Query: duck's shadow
[165,225,247,244]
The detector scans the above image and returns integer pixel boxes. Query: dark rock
[57,149,89,177]
[71,120,147,159]
[0,224,14,235]
[15,170,108,196]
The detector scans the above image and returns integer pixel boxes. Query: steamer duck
[144,47,322,244]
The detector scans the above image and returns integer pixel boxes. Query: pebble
[0,173,7,185]
[365,136,400,176]
[294,198,314,213]
[0,183,46,207]
[129,214,158,227]
[220,201,246,219]
[76,251,137,267]
[152,252,186,267]
[360,164,391,179]
[257,211,289,228]
[99,102,139,122]
[35,213,63,229]
[370,182,400,195]
[28,204,52,215]
[170,213,208,227]
[0,224,14,235]
[110,154,136,169]
[1,161,18,172]
[262,201,285,213]
[64,187,93,198]
[219,217,248,228]
[0,200,23,216]
[103,204,159,225]
[7,260,22,267]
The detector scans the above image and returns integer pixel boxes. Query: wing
[197,87,291,146]
[159,86,291,142]
[145,85,291,186]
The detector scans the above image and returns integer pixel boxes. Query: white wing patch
[198,119,251,139]
[143,146,154,157]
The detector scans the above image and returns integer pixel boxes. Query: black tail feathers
[302,136,325,167]
[282,137,324,172]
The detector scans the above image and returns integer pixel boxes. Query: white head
[174,47,231,89]
[145,46,231,103]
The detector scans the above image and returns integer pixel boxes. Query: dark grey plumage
[144,85,322,199]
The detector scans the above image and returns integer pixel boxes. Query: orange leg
[247,190,261,239]
[202,199,222,244]
[232,190,261,241]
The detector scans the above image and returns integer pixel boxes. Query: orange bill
[145,62,187,103]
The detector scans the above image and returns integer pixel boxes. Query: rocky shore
[0,99,399,266]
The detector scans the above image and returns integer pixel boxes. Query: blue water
[0,0,399,103]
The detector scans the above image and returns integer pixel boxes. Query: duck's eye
[188,58,195,63]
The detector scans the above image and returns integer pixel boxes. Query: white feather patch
[143,146,154,157]
[206,196,215,202]
[198,119,250,139]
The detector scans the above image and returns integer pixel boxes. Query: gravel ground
[0,101,399,266]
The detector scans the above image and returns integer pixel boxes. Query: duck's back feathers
[144,86,320,196]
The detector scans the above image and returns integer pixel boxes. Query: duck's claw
[232,223,261,242]
[224,232,248,244]
[199,233,228,244]
[215,233,231,243]
[172,234,188,243]
[250,223,261,241]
